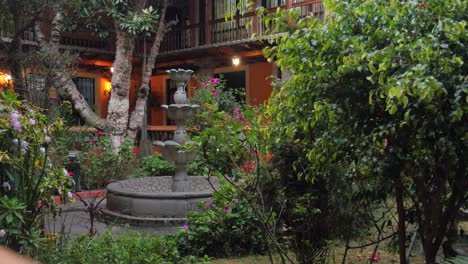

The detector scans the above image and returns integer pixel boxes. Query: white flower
[2,182,11,191]
[12,139,19,145]
[40,147,46,154]
[0,229,6,238]
[67,192,73,199]
[44,136,52,144]
[63,168,68,176]
[20,140,28,149]
[29,118,36,125]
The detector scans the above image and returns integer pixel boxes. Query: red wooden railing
[0,0,324,55]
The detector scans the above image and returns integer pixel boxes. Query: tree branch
[127,0,169,140]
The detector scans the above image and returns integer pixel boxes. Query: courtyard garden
[1,0,467,263]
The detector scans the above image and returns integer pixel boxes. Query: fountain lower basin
[102,176,218,227]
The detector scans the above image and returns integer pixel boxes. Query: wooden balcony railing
[0,0,324,56]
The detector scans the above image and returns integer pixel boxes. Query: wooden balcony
[1,0,324,56]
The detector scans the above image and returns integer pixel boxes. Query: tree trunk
[127,0,169,142]
[394,173,407,264]
[107,30,135,149]
[35,9,107,129]
[10,4,27,99]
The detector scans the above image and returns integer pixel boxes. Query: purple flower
[205,201,212,208]
[67,191,73,199]
[181,224,189,230]
[10,111,20,121]
[211,89,219,95]
[233,107,240,114]
[29,118,36,125]
[44,136,51,144]
[0,229,6,238]
[11,120,22,132]
[234,199,239,204]
[210,78,220,85]
[238,114,245,120]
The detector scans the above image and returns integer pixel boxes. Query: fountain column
[154,69,199,192]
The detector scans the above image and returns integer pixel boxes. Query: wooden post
[286,0,292,9]
[205,0,212,45]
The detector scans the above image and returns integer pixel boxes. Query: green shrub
[80,138,138,188]
[37,231,211,264]
[177,184,268,258]
[140,153,175,176]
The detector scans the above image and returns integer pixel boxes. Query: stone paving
[44,198,178,238]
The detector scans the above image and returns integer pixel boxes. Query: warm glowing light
[232,56,240,66]
[104,82,112,96]
[110,67,114,73]
[5,74,11,81]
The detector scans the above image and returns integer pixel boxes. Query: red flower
[98,131,104,135]
[68,171,74,177]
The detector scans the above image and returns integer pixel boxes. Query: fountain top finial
[166,69,194,83]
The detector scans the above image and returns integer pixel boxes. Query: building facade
[0,0,324,127]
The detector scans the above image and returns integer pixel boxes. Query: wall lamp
[232,56,240,67]
[104,82,112,96]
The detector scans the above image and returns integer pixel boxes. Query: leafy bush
[177,184,268,258]
[36,231,210,264]
[140,152,175,176]
[0,91,73,254]
[80,138,138,188]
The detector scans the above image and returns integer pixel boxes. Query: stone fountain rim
[106,176,216,198]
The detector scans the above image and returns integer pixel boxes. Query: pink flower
[233,107,240,114]
[29,118,36,125]
[234,199,239,204]
[205,201,212,208]
[181,224,189,230]
[211,89,219,95]
[44,136,51,144]
[224,205,231,213]
[238,114,245,120]
[98,131,104,136]
[68,171,74,177]
[210,78,220,85]
[67,191,73,199]
[0,229,6,238]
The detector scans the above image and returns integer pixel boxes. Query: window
[67,77,96,126]
[27,74,47,108]
[215,71,246,103]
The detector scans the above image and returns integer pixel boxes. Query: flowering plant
[177,183,268,258]
[0,91,73,254]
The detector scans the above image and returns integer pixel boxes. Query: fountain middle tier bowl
[162,104,200,121]
[154,140,197,163]
[103,176,219,227]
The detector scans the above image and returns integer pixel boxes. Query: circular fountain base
[102,176,218,227]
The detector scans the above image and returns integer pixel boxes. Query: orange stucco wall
[149,75,166,125]
[248,62,274,105]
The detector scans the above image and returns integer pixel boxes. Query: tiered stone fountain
[103,69,218,227]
